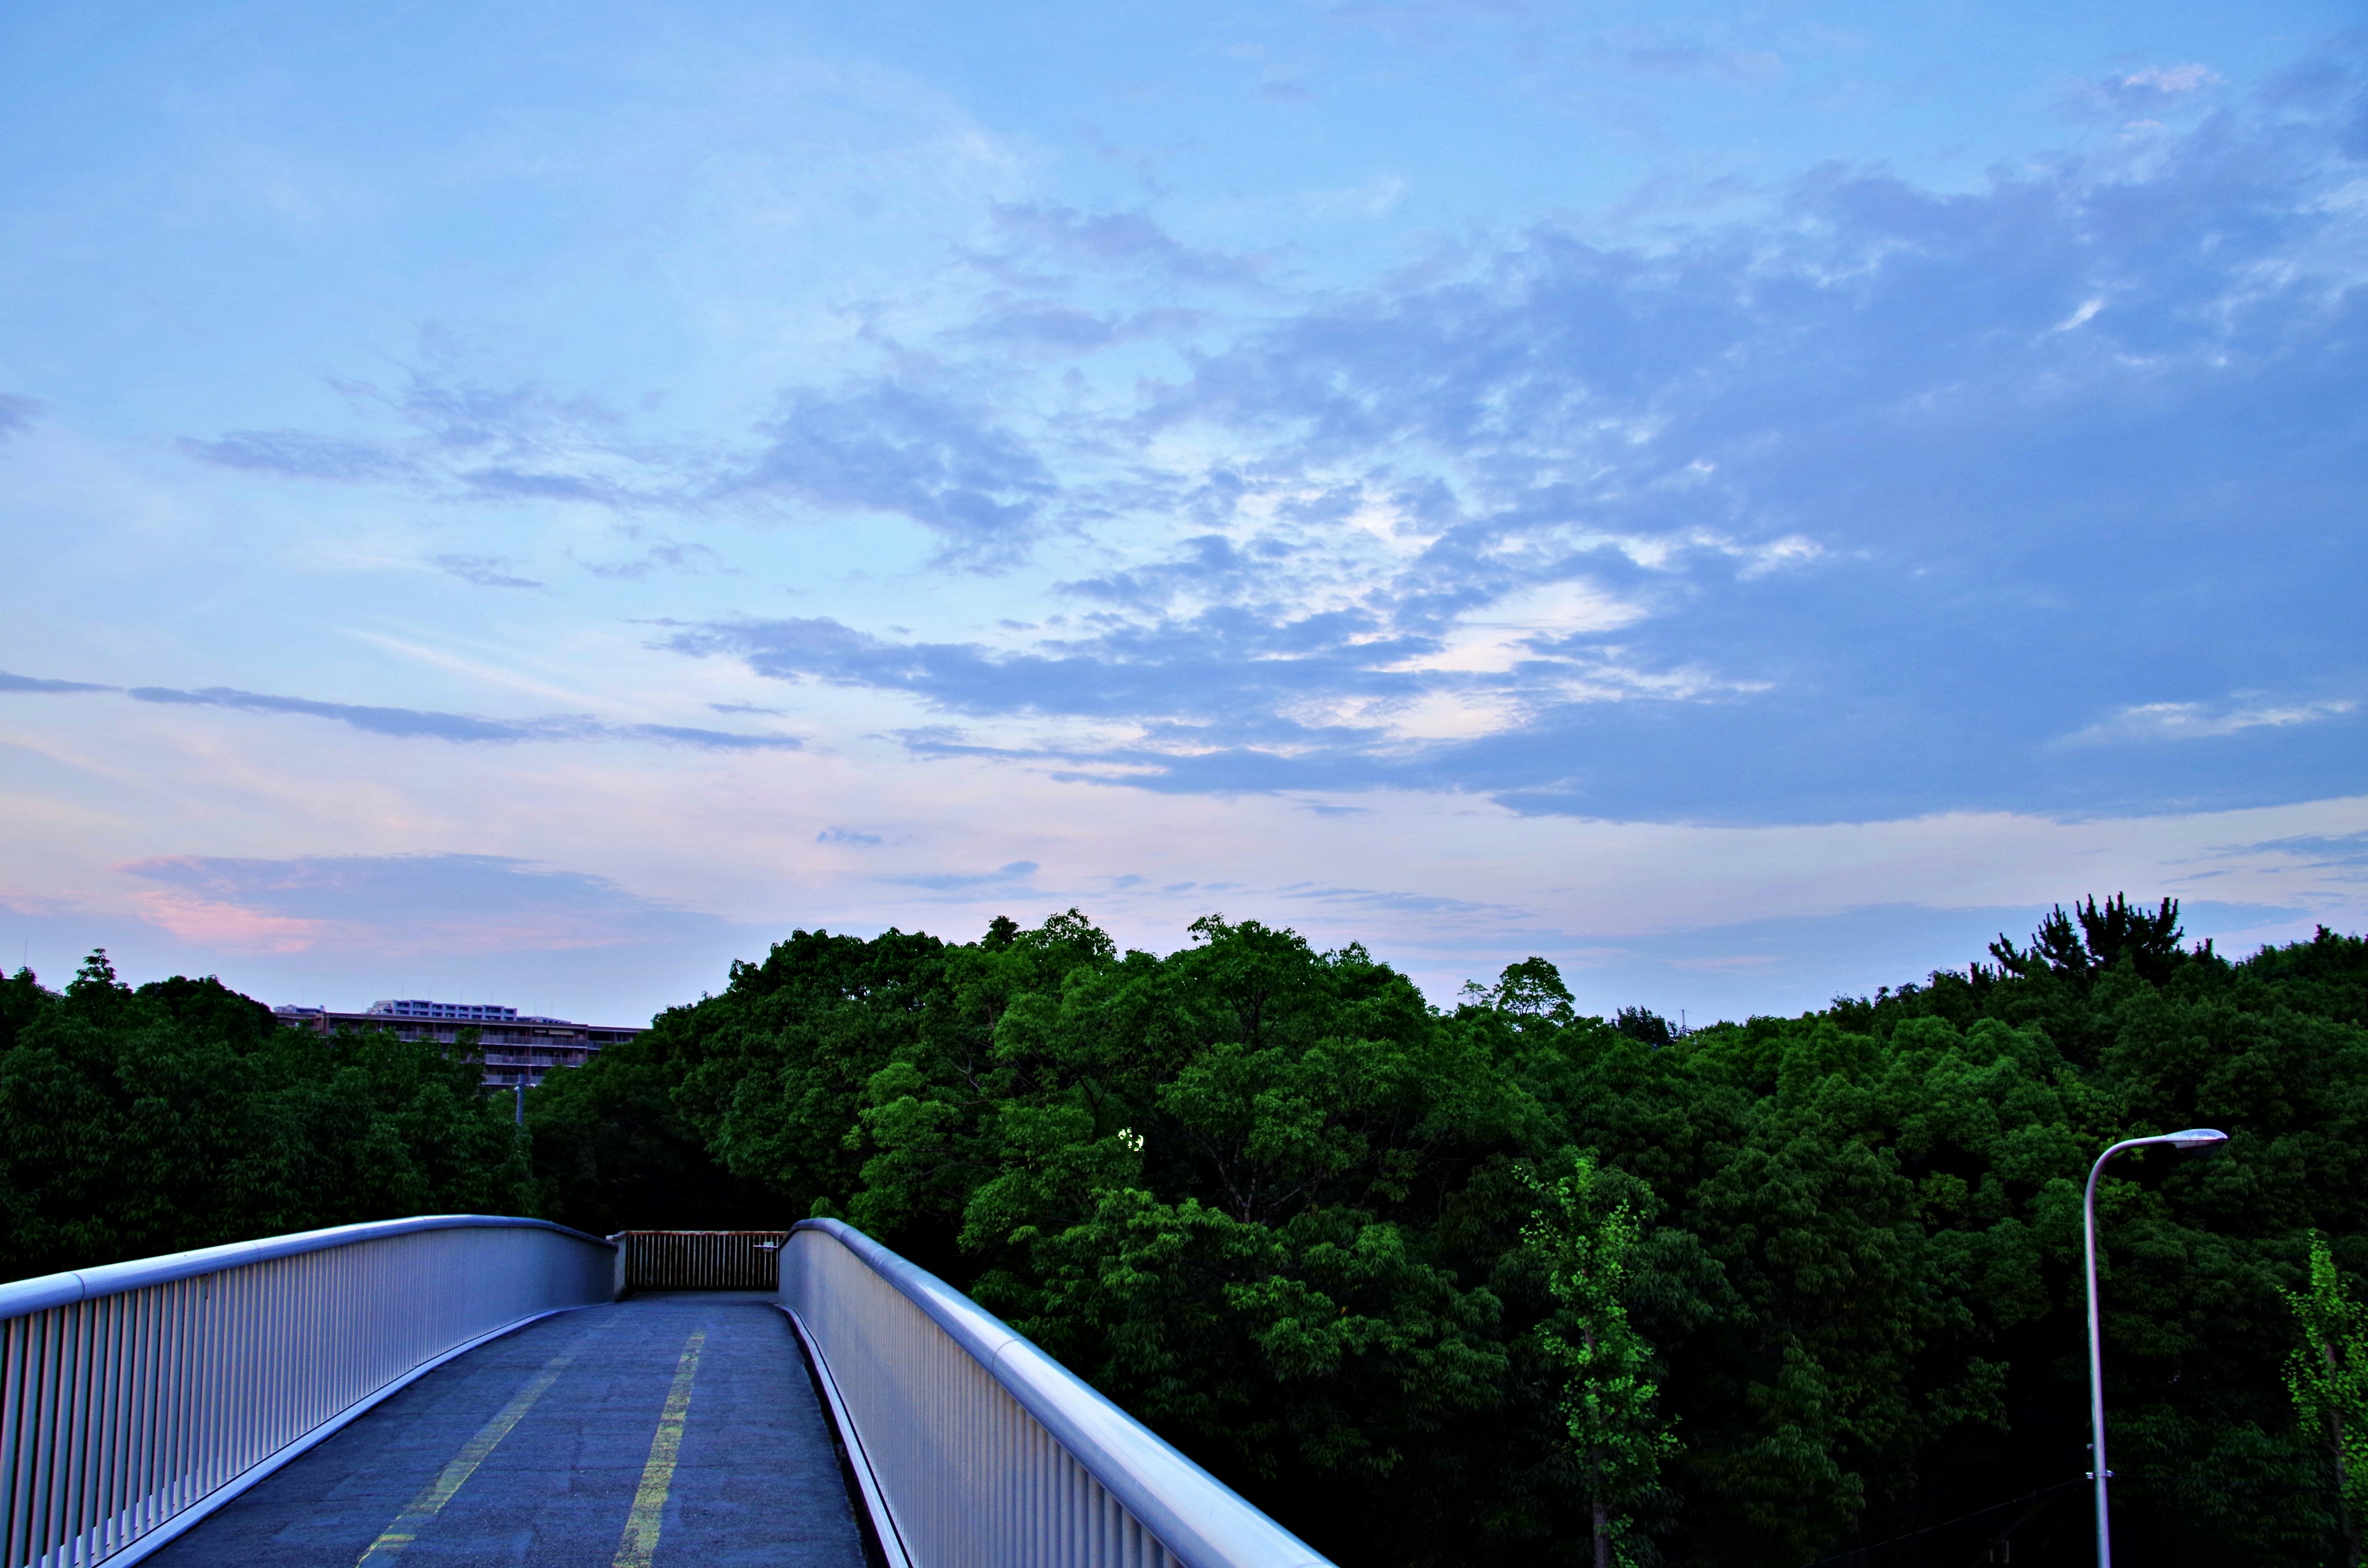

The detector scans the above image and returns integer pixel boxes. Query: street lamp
[2084,1127,2227,1567]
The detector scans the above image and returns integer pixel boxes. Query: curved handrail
[793,1217,1333,1568]
[0,1214,614,1321]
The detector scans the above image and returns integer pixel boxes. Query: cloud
[0,669,114,694]
[172,353,1075,564]
[2224,831,2368,870]
[121,683,799,750]
[434,554,544,589]
[1280,884,1525,916]
[119,852,733,956]
[620,724,799,750]
[2121,64,2220,94]
[128,684,570,742]
[725,382,1058,556]
[980,202,1268,289]
[1006,65,2367,823]
[816,827,883,845]
[183,429,413,482]
[0,395,43,440]
[1058,532,1278,610]
[958,300,1205,353]
[578,540,730,580]
[661,610,1450,743]
[149,48,2368,829]
[2054,60,2229,125]
[882,860,1038,890]
[2068,697,2358,744]
[179,362,687,511]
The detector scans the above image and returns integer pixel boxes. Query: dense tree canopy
[7,901,2366,1566]
[525,898,2368,1566]
[0,950,531,1279]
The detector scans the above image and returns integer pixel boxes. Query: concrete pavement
[148,1294,866,1568]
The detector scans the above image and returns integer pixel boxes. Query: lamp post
[2084,1127,2227,1567]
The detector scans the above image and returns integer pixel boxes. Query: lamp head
[2165,1127,2229,1152]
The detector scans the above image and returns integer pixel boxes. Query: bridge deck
[147,1295,866,1568]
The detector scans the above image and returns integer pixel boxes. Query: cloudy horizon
[3,1,2361,1025]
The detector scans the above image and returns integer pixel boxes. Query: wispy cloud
[882,858,1039,890]
[2121,63,2220,94]
[129,684,574,743]
[0,668,113,694]
[1280,884,1526,916]
[184,429,412,482]
[434,554,543,589]
[723,381,1059,559]
[2079,61,2226,115]
[0,679,810,751]
[141,46,2368,829]
[178,364,697,512]
[621,724,800,750]
[2068,697,2357,744]
[0,395,43,440]
[120,852,732,956]
[2232,831,2368,869]
[977,202,1270,289]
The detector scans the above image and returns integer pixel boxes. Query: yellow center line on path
[355,1350,577,1565]
[612,1328,707,1568]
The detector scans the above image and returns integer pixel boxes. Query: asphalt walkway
[149,1295,866,1568]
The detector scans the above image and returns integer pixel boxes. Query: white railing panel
[618,1231,788,1291]
[0,1216,614,1568]
[779,1220,1333,1568]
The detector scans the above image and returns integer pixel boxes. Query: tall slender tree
[1525,1154,1678,1568]
[2287,1232,2368,1567]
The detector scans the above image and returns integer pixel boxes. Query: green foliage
[14,902,2366,1568]
[2287,1230,2368,1564]
[535,900,2366,1566]
[1523,1153,1679,1567]
[0,952,532,1278]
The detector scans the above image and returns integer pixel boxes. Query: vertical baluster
[31,1307,68,1568]
[20,1312,44,1568]
[126,1289,157,1543]
[91,1293,124,1559]
[2,1315,33,1568]
[65,1301,103,1568]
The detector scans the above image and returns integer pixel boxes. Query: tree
[513,904,2368,1565]
[1611,1008,1673,1049]
[1988,893,2190,985]
[2287,1231,2368,1566]
[0,956,532,1278]
[1524,1154,1678,1568]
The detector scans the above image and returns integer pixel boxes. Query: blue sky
[1,0,2361,1025]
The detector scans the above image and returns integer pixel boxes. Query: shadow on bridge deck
[148,1295,866,1568]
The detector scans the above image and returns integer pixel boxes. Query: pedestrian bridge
[0,1218,1333,1568]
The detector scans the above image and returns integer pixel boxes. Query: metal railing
[0,1215,614,1568]
[616,1230,788,1291]
[778,1219,1334,1568]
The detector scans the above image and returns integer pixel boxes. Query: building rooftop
[369,998,520,1021]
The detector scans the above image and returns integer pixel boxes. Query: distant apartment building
[271,998,645,1088]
